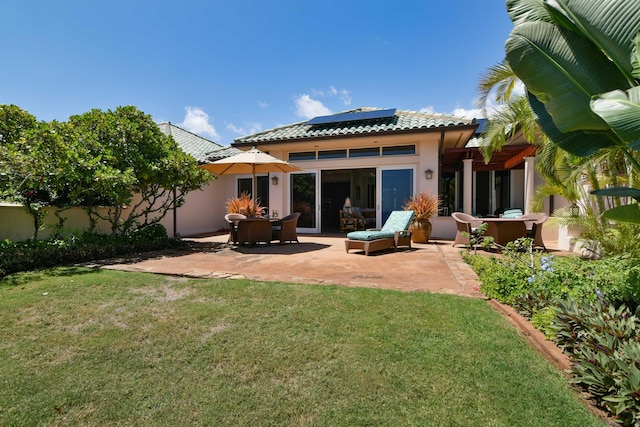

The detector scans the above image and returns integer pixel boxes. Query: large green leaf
[506,0,552,27]
[631,31,640,80]
[591,87,640,149]
[506,20,630,133]
[591,187,640,203]
[545,0,640,82]
[528,93,617,157]
[602,203,640,225]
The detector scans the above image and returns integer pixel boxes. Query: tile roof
[157,122,241,163]
[233,107,477,146]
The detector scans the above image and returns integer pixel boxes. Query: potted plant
[226,192,264,218]
[403,192,440,243]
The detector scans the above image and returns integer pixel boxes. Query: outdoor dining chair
[520,213,548,250]
[224,213,247,244]
[236,218,272,246]
[451,212,483,247]
[271,212,301,244]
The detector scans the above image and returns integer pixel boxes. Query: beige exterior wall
[0,203,112,242]
[159,176,235,237]
[251,132,458,237]
[0,175,232,241]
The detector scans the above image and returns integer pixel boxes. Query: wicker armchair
[236,219,272,246]
[271,212,301,244]
[451,212,482,247]
[224,213,247,243]
[520,213,548,250]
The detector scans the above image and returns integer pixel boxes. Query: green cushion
[502,209,523,218]
[346,231,395,241]
[381,211,414,232]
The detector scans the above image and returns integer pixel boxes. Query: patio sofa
[345,210,414,256]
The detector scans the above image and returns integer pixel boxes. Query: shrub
[466,252,640,310]
[464,248,640,425]
[0,231,184,279]
[551,299,640,425]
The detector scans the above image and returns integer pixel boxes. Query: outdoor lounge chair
[451,212,482,247]
[344,210,414,256]
[271,212,301,243]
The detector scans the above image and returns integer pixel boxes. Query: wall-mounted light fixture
[569,203,579,217]
[424,169,433,180]
[271,176,279,186]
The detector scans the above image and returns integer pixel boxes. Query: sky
[1,1,515,146]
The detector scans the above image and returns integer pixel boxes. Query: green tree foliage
[0,104,37,199]
[67,106,212,234]
[1,104,212,238]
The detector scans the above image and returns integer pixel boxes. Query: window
[289,151,316,161]
[237,176,269,208]
[318,149,347,159]
[382,145,415,156]
[349,147,380,157]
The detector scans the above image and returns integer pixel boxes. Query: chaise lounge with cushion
[345,210,414,256]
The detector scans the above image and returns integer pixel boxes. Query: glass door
[290,172,317,233]
[380,168,414,225]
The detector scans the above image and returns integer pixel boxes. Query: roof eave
[231,123,479,148]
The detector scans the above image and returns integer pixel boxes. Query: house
[212,107,553,240]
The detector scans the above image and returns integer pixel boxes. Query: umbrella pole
[252,166,257,203]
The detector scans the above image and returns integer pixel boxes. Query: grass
[0,267,604,426]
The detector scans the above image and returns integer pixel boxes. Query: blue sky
[1,1,514,146]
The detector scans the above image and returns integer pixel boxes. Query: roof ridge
[158,121,223,148]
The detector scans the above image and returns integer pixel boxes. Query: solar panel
[307,108,396,125]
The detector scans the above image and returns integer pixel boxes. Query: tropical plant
[505,0,640,225]
[402,192,440,223]
[226,192,264,218]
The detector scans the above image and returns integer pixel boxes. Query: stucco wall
[0,203,112,241]
[159,177,234,237]
[0,177,231,241]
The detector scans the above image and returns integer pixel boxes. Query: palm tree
[476,57,640,256]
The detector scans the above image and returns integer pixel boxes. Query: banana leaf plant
[505,0,640,223]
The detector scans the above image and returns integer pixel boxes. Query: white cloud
[226,122,263,136]
[257,100,269,109]
[451,107,484,120]
[339,89,352,106]
[295,94,332,119]
[421,104,484,120]
[180,107,219,139]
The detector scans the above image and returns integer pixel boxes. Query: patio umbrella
[201,147,301,197]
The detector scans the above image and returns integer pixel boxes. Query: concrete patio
[99,234,486,298]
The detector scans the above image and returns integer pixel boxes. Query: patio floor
[97,233,504,298]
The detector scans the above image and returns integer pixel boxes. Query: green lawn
[0,268,603,426]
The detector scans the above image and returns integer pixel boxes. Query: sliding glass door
[380,168,414,224]
[290,172,317,232]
